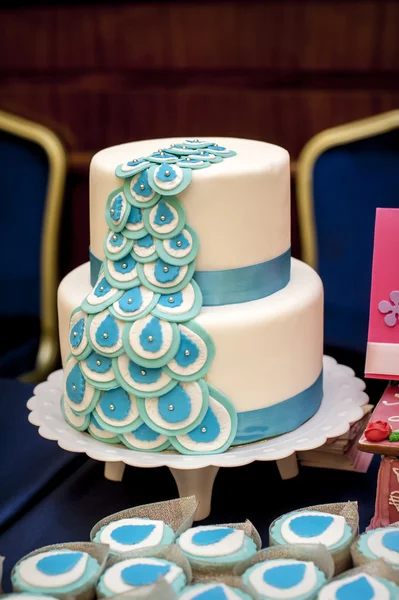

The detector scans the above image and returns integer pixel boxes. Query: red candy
[364,420,392,442]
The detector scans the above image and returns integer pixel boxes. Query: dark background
[1,0,398,277]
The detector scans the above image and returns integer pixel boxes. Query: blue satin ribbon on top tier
[233,370,323,445]
[90,247,291,306]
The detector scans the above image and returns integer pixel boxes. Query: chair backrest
[296,111,399,354]
[0,111,67,379]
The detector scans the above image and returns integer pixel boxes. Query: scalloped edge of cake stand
[27,355,368,519]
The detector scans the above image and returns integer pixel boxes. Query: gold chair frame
[0,110,67,381]
[296,109,399,270]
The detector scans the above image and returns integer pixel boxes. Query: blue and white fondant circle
[94,517,174,554]
[106,189,130,232]
[63,356,99,415]
[156,225,198,266]
[97,557,186,596]
[271,511,352,551]
[138,259,194,295]
[119,423,170,452]
[123,315,180,368]
[132,235,157,262]
[124,170,160,208]
[104,256,140,289]
[69,309,90,359]
[143,197,186,239]
[179,583,252,600]
[13,550,99,594]
[176,526,257,564]
[139,380,209,435]
[146,150,178,164]
[88,311,124,356]
[357,527,399,566]
[88,415,119,443]
[82,276,123,313]
[243,559,325,600]
[148,163,192,195]
[93,387,141,433]
[116,158,151,179]
[170,388,237,455]
[152,281,202,322]
[165,322,214,381]
[318,573,399,600]
[190,150,223,163]
[122,206,146,239]
[104,230,133,261]
[61,395,90,431]
[80,351,117,390]
[114,354,176,397]
[110,286,158,322]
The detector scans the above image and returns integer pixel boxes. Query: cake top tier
[90,137,290,272]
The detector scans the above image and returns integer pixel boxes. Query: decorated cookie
[12,549,101,596]
[93,517,175,555]
[270,510,353,553]
[354,527,399,567]
[90,496,198,558]
[179,583,252,600]
[1,596,59,600]
[176,525,258,567]
[243,558,326,600]
[97,557,186,597]
[317,573,399,599]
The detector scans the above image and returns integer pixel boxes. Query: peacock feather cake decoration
[64,140,239,455]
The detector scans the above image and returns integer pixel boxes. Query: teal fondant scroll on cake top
[65,140,239,455]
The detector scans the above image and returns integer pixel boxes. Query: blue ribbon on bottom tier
[233,371,323,445]
[90,247,291,306]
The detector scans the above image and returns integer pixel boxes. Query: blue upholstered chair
[296,111,399,357]
[0,110,67,380]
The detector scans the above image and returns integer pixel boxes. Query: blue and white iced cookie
[179,583,252,600]
[270,511,353,553]
[97,557,186,597]
[176,526,257,566]
[93,517,175,555]
[243,558,326,600]
[317,573,399,599]
[1,592,56,600]
[356,527,399,567]
[12,550,100,595]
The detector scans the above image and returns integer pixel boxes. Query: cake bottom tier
[58,258,324,445]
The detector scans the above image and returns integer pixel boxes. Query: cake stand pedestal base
[28,356,368,520]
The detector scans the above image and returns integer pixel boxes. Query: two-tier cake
[58,137,324,455]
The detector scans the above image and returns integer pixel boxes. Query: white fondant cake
[58,137,324,454]
[90,138,290,272]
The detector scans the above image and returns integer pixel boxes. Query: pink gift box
[366,208,399,380]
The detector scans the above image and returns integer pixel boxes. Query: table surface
[0,376,380,593]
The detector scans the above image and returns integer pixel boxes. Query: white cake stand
[27,356,368,520]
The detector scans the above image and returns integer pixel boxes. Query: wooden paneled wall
[1,1,398,273]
